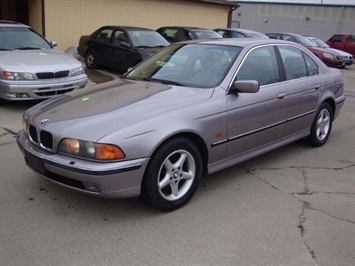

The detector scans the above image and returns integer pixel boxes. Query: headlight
[58,138,125,160]
[71,66,84,76]
[22,117,28,135]
[323,53,335,59]
[3,71,36,80]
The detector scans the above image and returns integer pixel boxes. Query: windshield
[312,38,329,48]
[127,30,169,48]
[0,27,52,50]
[125,43,242,88]
[297,35,318,47]
[249,33,269,39]
[192,30,222,39]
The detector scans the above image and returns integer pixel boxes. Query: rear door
[277,45,321,136]
[88,28,113,65]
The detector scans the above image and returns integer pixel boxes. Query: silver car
[17,38,345,211]
[0,20,88,101]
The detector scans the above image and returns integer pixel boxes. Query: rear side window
[236,46,280,86]
[278,46,318,80]
[346,35,355,43]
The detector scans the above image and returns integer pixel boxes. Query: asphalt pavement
[0,61,354,265]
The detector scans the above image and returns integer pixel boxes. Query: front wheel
[307,102,333,147]
[141,138,203,212]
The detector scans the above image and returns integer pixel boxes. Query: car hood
[308,46,338,55]
[27,78,214,141]
[0,49,82,72]
[137,46,166,59]
[327,48,352,57]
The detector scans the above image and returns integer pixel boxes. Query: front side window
[95,29,112,44]
[160,29,178,43]
[232,32,247,38]
[331,35,342,42]
[216,30,231,38]
[236,46,280,86]
[113,30,129,47]
[281,35,297,43]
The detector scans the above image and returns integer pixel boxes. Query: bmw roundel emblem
[40,118,49,124]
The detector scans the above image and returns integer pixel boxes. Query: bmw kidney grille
[28,124,53,150]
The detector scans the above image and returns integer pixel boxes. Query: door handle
[278,92,286,99]
[315,84,321,90]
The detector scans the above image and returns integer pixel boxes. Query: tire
[307,102,333,147]
[85,50,98,69]
[141,138,203,212]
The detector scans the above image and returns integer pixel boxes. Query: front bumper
[327,59,345,68]
[16,130,149,198]
[0,74,88,101]
[344,59,354,65]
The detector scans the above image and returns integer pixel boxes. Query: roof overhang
[180,0,240,9]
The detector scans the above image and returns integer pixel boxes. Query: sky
[233,0,355,5]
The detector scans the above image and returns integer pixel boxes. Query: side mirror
[50,41,57,47]
[120,41,131,48]
[229,80,260,94]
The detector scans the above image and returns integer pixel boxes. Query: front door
[226,45,287,157]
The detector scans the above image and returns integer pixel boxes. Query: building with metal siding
[229,1,354,41]
[0,0,240,51]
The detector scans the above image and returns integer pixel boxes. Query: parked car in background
[157,26,222,43]
[266,32,344,68]
[78,26,169,72]
[306,36,353,66]
[326,34,355,57]
[17,38,345,211]
[0,20,87,101]
[214,28,269,39]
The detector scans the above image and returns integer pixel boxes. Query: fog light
[83,182,101,192]
[5,92,30,98]
[17,93,30,98]
[4,92,17,98]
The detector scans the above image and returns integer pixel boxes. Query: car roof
[214,28,263,34]
[158,26,210,30]
[0,20,28,27]
[99,25,156,31]
[266,32,303,38]
[177,37,304,48]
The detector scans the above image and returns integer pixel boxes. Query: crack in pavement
[244,163,355,265]
[0,126,18,137]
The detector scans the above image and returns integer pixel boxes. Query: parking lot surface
[0,64,354,265]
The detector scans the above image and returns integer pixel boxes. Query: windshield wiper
[135,45,153,48]
[143,78,186,86]
[16,47,41,50]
